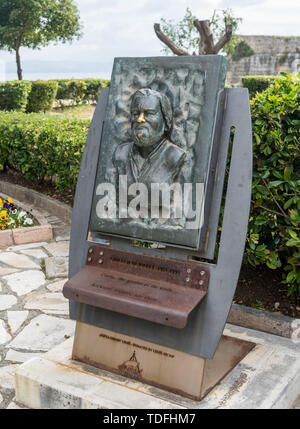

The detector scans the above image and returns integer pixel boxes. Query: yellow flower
[0,210,8,220]
[0,199,2,209]
[7,197,14,204]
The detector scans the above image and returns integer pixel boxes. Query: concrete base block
[15,324,300,409]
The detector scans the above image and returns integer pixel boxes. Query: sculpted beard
[132,118,165,147]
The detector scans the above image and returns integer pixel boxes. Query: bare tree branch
[193,19,214,54]
[154,23,190,56]
[213,23,232,53]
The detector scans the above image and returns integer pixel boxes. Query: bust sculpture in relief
[113,88,186,190]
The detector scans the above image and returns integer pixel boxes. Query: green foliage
[0,0,82,51]
[0,0,82,79]
[0,80,32,111]
[241,76,278,98]
[55,79,70,99]
[209,9,242,56]
[278,52,288,65]
[0,111,89,190]
[26,80,58,113]
[160,7,199,54]
[246,73,300,295]
[64,79,87,104]
[159,7,242,55]
[231,41,254,61]
[83,79,110,103]
[56,78,110,103]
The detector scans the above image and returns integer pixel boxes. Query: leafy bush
[246,73,300,295]
[55,79,86,104]
[26,80,58,113]
[67,80,87,104]
[241,76,278,98]
[0,111,89,190]
[55,78,109,104]
[0,81,32,112]
[231,41,254,61]
[83,78,110,103]
[55,79,69,100]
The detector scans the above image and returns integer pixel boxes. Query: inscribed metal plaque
[89,56,227,248]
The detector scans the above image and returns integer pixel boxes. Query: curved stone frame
[67,86,252,359]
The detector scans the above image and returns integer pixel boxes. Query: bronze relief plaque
[89,56,227,248]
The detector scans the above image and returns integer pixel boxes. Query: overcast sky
[1,0,300,79]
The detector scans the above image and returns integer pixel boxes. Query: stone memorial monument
[63,55,254,400]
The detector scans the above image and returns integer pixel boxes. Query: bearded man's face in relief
[131,94,165,148]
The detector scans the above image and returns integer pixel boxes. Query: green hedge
[246,73,300,295]
[241,75,278,98]
[56,79,86,103]
[0,112,89,190]
[0,78,109,113]
[56,78,110,103]
[0,81,32,112]
[26,81,58,113]
[83,78,110,102]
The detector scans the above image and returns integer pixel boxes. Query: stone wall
[226,35,300,85]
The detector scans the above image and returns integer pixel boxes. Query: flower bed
[0,195,34,230]
[0,193,53,248]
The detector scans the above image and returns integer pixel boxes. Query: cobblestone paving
[0,215,73,409]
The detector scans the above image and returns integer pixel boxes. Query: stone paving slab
[0,252,40,269]
[0,295,17,311]
[20,248,48,260]
[0,320,11,346]
[0,218,71,409]
[0,364,17,396]
[46,279,65,292]
[6,242,49,252]
[5,350,42,364]
[0,267,19,276]
[45,256,68,279]
[4,270,46,296]
[24,292,69,315]
[43,241,70,257]
[7,311,29,334]
[8,314,75,351]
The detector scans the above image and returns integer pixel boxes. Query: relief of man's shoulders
[113,139,185,170]
[113,142,131,165]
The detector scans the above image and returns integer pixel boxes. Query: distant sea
[1,71,111,81]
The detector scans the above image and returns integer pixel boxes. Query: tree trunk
[15,47,23,80]
[154,18,233,56]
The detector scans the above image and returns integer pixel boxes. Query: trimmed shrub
[55,79,86,103]
[66,79,87,104]
[241,75,278,98]
[56,78,110,103]
[0,81,32,112]
[83,78,110,102]
[246,73,300,295]
[55,79,69,100]
[26,80,58,113]
[0,111,90,190]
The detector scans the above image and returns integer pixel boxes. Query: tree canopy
[0,0,82,79]
[154,8,242,56]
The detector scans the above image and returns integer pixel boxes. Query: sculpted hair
[131,88,173,133]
